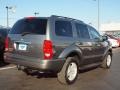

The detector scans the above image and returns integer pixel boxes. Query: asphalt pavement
[0,48,120,90]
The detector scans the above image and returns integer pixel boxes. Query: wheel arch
[58,45,83,66]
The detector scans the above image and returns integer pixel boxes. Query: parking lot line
[0,66,16,71]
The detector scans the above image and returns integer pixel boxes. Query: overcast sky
[0,0,120,29]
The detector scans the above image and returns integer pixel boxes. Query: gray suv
[4,15,112,84]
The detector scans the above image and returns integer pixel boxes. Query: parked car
[4,15,112,84]
[107,34,120,47]
[105,34,119,48]
[0,28,9,61]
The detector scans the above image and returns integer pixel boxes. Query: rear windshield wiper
[21,32,34,36]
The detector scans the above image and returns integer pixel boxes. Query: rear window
[10,18,47,35]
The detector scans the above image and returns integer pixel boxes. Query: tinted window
[75,23,90,39]
[55,21,73,37]
[10,19,47,35]
[0,29,8,38]
[89,27,100,39]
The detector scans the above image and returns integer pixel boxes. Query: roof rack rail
[51,15,83,23]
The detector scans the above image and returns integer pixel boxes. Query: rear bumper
[4,53,65,73]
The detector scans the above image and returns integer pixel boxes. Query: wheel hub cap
[107,55,111,66]
[67,62,77,81]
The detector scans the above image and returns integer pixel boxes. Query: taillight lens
[5,37,9,51]
[43,40,53,60]
[117,40,119,45]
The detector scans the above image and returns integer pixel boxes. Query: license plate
[18,44,27,51]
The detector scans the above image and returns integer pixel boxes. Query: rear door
[50,19,74,59]
[8,18,48,59]
[74,23,95,65]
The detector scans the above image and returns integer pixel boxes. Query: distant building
[0,25,10,29]
[100,22,120,37]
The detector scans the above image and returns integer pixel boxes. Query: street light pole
[6,6,9,28]
[5,6,15,28]
[98,0,100,31]
[93,0,100,31]
[34,12,39,16]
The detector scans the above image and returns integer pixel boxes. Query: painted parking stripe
[0,66,16,71]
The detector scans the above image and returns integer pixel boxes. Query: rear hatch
[8,17,48,59]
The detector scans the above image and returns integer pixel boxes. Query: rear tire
[57,57,78,85]
[101,52,112,69]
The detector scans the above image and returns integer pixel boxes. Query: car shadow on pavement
[37,72,57,78]
[79,65,99,74]
[31,72,57,78]
[23,71,57,78]
[25,71,57,79]
[25,66,99,79]
[0,61,9,67]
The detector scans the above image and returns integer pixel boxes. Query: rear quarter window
[10,18,47,35]
[0,29,8,38]
[55,20,73,37]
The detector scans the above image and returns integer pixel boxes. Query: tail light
[5,37,14,52]
[43,40,53,60]
[5,37,9,51]
[117,40,119,45]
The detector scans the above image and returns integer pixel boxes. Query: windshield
[10,18,47,35]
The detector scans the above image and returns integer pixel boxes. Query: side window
[89,27,100,40]
[0,29,7,38]
[55,20,73,37]
[75,23,90,39]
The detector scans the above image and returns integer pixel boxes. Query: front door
[88,26,106,63]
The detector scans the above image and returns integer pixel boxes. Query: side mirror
[102,36,108,41]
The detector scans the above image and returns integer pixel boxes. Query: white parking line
[0,66,16,71]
